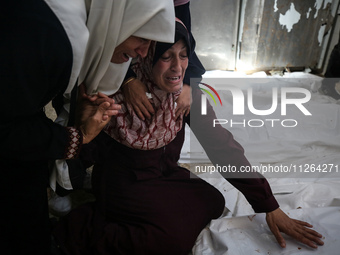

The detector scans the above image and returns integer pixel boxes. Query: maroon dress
[53,87,278,255]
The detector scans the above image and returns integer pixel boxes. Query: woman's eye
[161,55,171,61]
[180,54,188,59]
[140,38,150,43]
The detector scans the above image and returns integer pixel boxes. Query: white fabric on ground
[180,71,340,255]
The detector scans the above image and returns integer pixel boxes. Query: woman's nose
[171,57,182,71]
[136,40,151,58]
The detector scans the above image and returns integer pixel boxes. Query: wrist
[79,126,93,144]
[121,77,136,90]
[65,127,82,159]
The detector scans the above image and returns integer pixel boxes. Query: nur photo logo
[198,78,312,128]
[199,82,223,115]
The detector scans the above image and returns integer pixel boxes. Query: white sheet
[180,71,340,255]
[193,207,340,255]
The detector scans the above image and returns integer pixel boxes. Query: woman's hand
[122,78,154,120]
[266,208,324,249]
[175,84,191,119]
[76,84,121,144]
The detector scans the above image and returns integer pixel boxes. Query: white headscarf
[44,0,89,99]
[78,0,176,96]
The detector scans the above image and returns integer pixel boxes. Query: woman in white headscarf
[80,0,175,96]
[50,0,176,197]
[1,1,175,254]
[55,0,176,126]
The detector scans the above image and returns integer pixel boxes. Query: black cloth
[175,2,205,85]
[325,44,340,78]
[152,20,192,66]
[0,0,73,254]
[53,130,225,255]
[0,0,72,161]
[319,30,340,99]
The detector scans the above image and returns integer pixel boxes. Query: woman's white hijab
[78,0,176,96]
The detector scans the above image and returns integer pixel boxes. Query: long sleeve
[0,0,82,161]
[187,84,279,213]
[53,131,112,195]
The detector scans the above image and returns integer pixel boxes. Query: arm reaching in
[175,84,191,119]
[189,87,324,250]
[122,78,154,120]
[123,79,192,121]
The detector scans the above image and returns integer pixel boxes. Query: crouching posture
[53,19,323,255]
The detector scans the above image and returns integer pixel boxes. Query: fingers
[103,109,120,118]
[287,229,322,248]
[130,96,154,120]
[175,84,191,119]
[97,91,109,98]
[92,97,114,106]
[76,86,122,143]
[266,208,324,249]
[89,97,121,119]
[287,220,324,248]
[86,91,111,102]
[174,109,182,120]
[184,107,190,117]
[300,227,323,242]
[135,95,154,120]
[78,83,87,97]
[101,102,121,121]
[267,219,286,248]
[300,231,324,248]
[102,114,109,121]
[143,98,155,115]
[174,103,190,119]
[139,101,154,120]
[78,83,96,101]
[80,101,111,144]
[95,102,112,125]
[174,107,181,119]
[121,78,155,120]
[293,219,313,228]
[132,103,148,121]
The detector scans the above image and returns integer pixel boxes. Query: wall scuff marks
[307,7,313,19]
[239,0,338,72]
[190,0,339,72]
[315,0,333,18]
[277,2,301,33]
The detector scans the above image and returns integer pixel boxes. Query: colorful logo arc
[199,82,223,106]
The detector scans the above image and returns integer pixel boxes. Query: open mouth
[166,76,181,82]
[123,53,131,61]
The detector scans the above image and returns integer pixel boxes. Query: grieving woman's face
[152,39,188,93]
[111,36,151,64]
